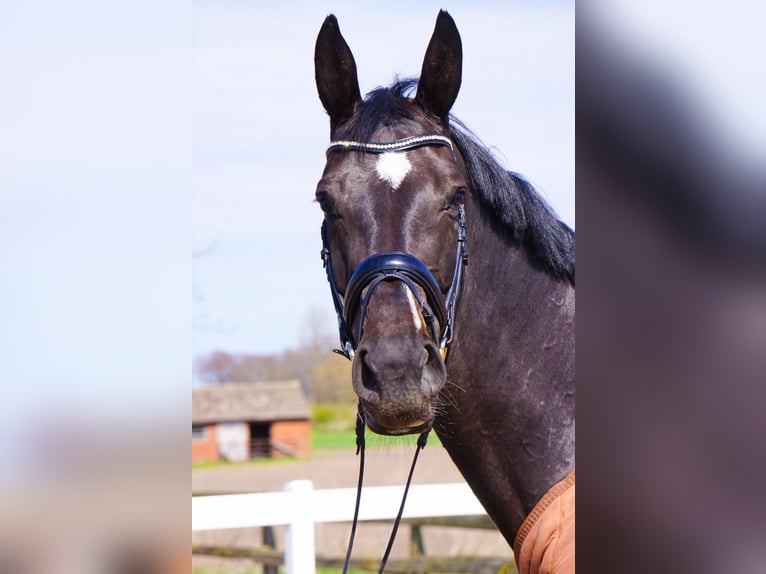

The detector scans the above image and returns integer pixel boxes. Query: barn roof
[192,381,310,424]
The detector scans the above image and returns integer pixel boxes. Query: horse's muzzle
[351,337,446,436]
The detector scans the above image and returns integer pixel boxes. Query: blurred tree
[310,352,354,403]
[192,307,355,404]
[195,350,237,384]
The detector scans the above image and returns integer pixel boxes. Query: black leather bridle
[319,133,469,574]
[320,133,468,361]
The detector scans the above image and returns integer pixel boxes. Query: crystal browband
[326,134,453,156]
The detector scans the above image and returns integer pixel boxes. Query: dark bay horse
[314,11,575,556]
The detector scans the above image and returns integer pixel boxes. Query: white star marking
[375,152,411,190]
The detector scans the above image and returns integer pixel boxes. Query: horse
[314,11,575,569]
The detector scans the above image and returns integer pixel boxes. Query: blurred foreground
[0,423,188,574]
[578,1,766,572]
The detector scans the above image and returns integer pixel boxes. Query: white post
[284,480,316,574]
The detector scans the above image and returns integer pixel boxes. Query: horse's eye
[451,188,466,206]
[315,191,334,213]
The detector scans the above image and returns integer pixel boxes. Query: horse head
[314,11,468,436]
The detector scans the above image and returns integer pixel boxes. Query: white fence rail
[192,480,487,574]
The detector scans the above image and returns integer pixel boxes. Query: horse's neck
[436,208,575,545]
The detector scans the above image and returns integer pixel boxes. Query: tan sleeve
[514,471,575,574]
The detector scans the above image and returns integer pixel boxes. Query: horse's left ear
[315,15,362,131]
[416,10,463,122]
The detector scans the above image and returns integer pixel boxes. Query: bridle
[318,133,469,573]
[320,133,469,361]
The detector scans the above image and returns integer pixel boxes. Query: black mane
[340,79,575,285]
[450,121,576,285]
[335,79,424,144]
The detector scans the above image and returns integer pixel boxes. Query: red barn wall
[270,420,312,458]
[192,424,219,463]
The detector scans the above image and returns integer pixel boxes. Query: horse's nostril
[421,343,447,398]
[359,351,380,397]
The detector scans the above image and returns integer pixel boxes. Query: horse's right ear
[315,15,361,131]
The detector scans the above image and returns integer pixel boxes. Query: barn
[192,380,311,463]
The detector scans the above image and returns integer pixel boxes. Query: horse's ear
[315,15,362,131]
[416,10,462,122]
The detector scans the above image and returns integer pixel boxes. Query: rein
[320,133,467,572]
[342,403,430,574]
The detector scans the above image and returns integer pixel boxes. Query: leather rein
[319,133,468,573]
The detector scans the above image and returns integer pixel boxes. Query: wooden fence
[192,480,516,574]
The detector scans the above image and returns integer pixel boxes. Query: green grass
[311,403,357,430]
[312,427,358,450]
[312,426,442,451]
[310,402,443,450]
[311,427,394,450]
[192,454,303,470]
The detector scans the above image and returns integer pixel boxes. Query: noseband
[320,133,468,361]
